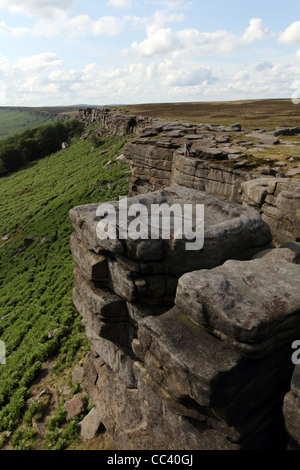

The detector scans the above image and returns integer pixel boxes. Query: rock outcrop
[121,116,300,245]
[241,178,300,243]
[70,108,300,450]
[78,107,150,136]
[175,247,300,359]
[69,185,300,450]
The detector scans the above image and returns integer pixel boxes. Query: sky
[0,0,300,106]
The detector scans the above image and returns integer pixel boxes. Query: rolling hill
[0,107,82,140]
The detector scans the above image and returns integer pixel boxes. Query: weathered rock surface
[82,307,292,450]
[135,307,293,421]
[72,363,85,385]
[175,248,300,358]
[78,107,149,136]
[241,178,300,243]
[283,365,300,449]
[69,187,298,449]
[171,151,248,203]
[79,407,102,441]
[70,234,108,280]
[70,186,272,276]
[64,396,87,422]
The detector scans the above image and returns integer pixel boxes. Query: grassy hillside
[0,126,132,449]
[0,107,81,141]
[118,98,300,130]
[0,109,59,140]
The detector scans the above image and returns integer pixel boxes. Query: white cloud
[1,52,299,106]
[233,69,250,81]
[242,18,269,43]
[279,20,300,45]
[14,52,63,71]
[150,8,185,32]
[0,1,182,39]
[158,59,216,86]
[92,16,125,36]
[0,53,9,73]
[0,20,30,35]
[0,12,139,38]
[107,0,132,8]
[0,0,75,18]
[127,18,270,59]
[129,27,180,57]
[49,68,80,82]
[66,14,92,37]
[0,51,68,105]
[176,28,239,55]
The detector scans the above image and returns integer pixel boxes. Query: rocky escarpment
[70,108,300,450]
[122,117,300,244]
[77,108,300,245]
[78,107,150,136]
[69,185,300,450]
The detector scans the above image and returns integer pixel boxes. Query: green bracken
[0,125,133,447]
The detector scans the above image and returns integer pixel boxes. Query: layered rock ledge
[69,184,300,449]
[121,116,300,244]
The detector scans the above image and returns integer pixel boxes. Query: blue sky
[0,0,299,106]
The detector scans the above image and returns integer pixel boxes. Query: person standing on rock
[185,142,193,157]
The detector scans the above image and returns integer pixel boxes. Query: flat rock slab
[175,248,300,358]
[70,186,272,277]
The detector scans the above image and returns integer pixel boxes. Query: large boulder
[175,248,300,358]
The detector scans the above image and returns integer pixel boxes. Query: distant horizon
[0,96,294,110]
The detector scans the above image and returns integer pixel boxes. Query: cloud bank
[0,2,299,106]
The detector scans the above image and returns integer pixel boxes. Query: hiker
[185,142,193,157]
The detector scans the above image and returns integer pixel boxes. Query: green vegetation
[0,119,85,176]
[0,108,61,141]
[0,124,132,449]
